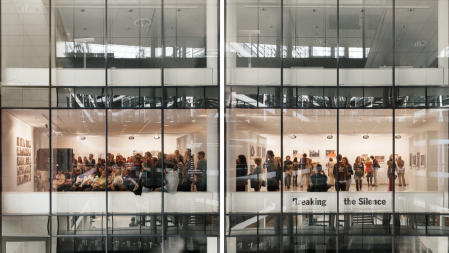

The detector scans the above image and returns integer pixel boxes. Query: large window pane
[2,109,49,215]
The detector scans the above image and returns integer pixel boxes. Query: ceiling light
[395,134,401,139]
[170,26,174,29]
[80,9,85,12]
[126,28,131,30]
[261,8,266,11]
[177,8,182,11]
[128,9,134,12]
[413,40,427,47]
[363,134,369,139]
[314,26,318,28]
[129,135,135,140]
[290,134,296,139]
[311,9,317,12]
[327,134,333,139]
[125,121,130,123]
[83,28,87,30]
[357,25,361,29]
[134,18,152,27]
[154,134,161,140]
[245,118,250,124]
[422,118,426,123]
[269,25,273,28]
[360,9,365,12]
[401,25,407,28]
[408,8,414,11]
[80,136,86,140]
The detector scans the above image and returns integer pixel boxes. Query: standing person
[387,154,396,191]
[292,157,299,187]
[144,152,154,168]
[275,157,282,191]
[86,154,96,169]
[299,153,308,188]
[236,155,248,192]
[178,149,193,192]
[333,154,348,191]
[264,150,277,192]
[370,155,380,187]
[303,158,313,188]
[327,158,335,185]
[343,157,353,191]
[196,151,207,192]
[396,155,406,186]
[284,156,293,189]
[365,157,374,187]
[353,156,365,191]
[251,158,263,191]
[310,165,329,192]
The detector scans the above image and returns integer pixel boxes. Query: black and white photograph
[412,155,416,167]
[293,198,297,206]
[293,150,298,157]
[250,145,255,158]
[421,154,425,168]
[309,150,320,158]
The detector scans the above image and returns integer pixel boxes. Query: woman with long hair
[236,155,248,192]
[343,157,353,191]
[365,157,373,187]
[353,156,364,191]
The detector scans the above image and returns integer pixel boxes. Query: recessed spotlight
[170,26,174,29]
[126,28,131,30]
[80,136,86,140]
[413,40,427,47]
[357,25,361,29]
[311,9,317,12]
[128,9,134,12]
[134,18,152,27]
[80,9,85,12]
[363,134,369,139]
[408,8,414,11]
[314,26,318,28]
[360,9,365,12]
[395,134,401,139]
[177,8,182,12]
[290,134,296,139]
[154,134,161,139]
[261,8,266,11]
[269,25,273,28]
[401,25,407,28]
[327,134,333,139]
[129,135,135,140]
[125,121,130,123]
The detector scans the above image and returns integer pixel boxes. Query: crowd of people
[236,151,406,192]
[52,149,208,194]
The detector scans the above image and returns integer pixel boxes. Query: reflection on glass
[340,236,392,251]
[1,109,49,215]
[51,109,106,214]
[52,215,105,236]
[283,236,336,252]
[227,236,280,252]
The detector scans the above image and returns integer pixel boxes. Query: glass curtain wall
[226,0,449,252]
[0,0,219,252]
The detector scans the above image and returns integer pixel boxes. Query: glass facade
[1,0,449,252]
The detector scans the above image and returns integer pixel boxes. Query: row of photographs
[17,157,31,166]
[17,165,31,176]
[249,145,267,158]
[17,174,31,185]
[17,147,31,156]
[410,152,426,169]
[17,137,31,148]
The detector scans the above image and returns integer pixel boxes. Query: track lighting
[245,118,250,124]
[395,134,401,139]
[80,136,86,140]
[422,118,426,123]
[129,135,135,140]
[327,134,333,139]
[290,134,296,139]
[363,133,369,139]
[154,134,160,140]
[192,118,196,123]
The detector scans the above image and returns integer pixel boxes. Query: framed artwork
[412,155,416,167]
[375,156,385,163]
[250,145,255,158]
[293,150,298,157]
[421,154,425,168]
[361,154,368,163]
[326,150,336,158]
[309,150,320,158]
[257,146,261,157]
[262,147,266,158]
[417,152,420,169]
[17,137,20,146]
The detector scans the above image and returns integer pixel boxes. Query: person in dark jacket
[310,165,329,192]
[343,157,353,191]
[236,155,248,191]
[333,154,348,191]
[265,150,277,191]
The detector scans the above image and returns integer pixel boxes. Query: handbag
[355,168,364,177]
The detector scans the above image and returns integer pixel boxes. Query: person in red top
[365,157,374,186]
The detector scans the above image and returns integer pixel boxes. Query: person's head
[115,170,121,176]
[101,171,106,178]
[286,155,291,161]
[198,151,205,160]
[306,158,311,165]
[266,150,274,159]
[303,153,307,158]
[370,155,374,160]
[89,154,93,160]
[293,157,298,162]
[98,167,103,173]
[157,152,162,160]
[316,164,322,172]
[366,157,371,164]
[398,155,402,160]
[57,170,62,175]
[389,154,393,161]
[78,156,82,162]
[355,156,361,163]
[329,158,333,162]
[174,150,179,155]
[254,158,262,166]
[337,154,342,162]
[121,168,126,175]
[186,149,192,157]
[83,156,88,161]
[165,162,175,173]
[177,155,183,163]
[238,155,247,165]
[343,157,349,165]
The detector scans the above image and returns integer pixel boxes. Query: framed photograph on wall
[417,152,420,169]
[412,155,416,167]
[250,145,255,158]
[421,154,425,168]
[293,150,298,157]
[326,150,336,158]
[375,156,385,163]
[257,146,261,157]
[309,150,320,158]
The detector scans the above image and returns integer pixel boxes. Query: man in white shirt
[109,170,123,191]
[156,163,179,193]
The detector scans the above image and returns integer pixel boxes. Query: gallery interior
[1,0,449,252]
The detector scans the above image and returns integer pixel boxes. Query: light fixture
[290,134,296,139]
[314,26,318,28]
[413,40,427,47]
[245,118,250,124]
[154,134,161,140]
[269,25,273,28]
[125,120,130,123]
[80,9,85,12]
[129,135,135,140]
[311,9,317,12]
[80,136,86,140]
[408,8,414,11]
[261,8,266,11]
[327,134,333,139]
[83,28,87,30]
[128,9,134,12]
[422,118,426,123]
[363,134,369,139]
[126,28,131,30]
[134,18,152,27]
[177,8,182,11]
[395,134,401,139]
[192,118,196,123]
[401,25,407,28]
[360,9,365,12]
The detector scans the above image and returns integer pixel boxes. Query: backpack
[355,168,364,177]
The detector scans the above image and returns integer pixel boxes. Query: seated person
[155,163,179,193]
[91,171,107,191]
[121,169,138,191]
[108,170,123,191]
[310,164,330,192]
[77,168,97,191]
[53,171,66,191]
[59,171,74,192]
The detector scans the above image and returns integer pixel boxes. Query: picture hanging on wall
[326,150,336,158]
[293,150,298,157]
[262,147,266,158]
[309,150,320,158]
[16,136,32,186]
[417,152,420,170]
[257,146,262,157]
[375,156,385,163]
[412,155,416,167]
[421,154,426,168]
[250,145,255,158]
